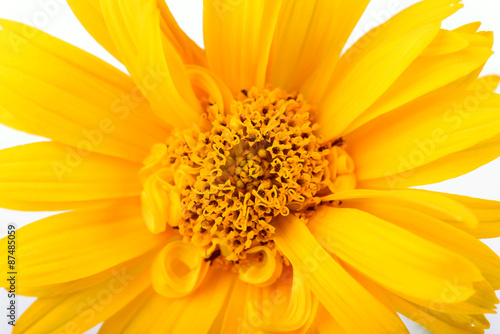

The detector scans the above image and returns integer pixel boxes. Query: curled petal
[264,269,317,332]
[141,171,181,234]
[238,246,283,287]
[139,143,168,182]
[152,240,209,298]
[336,147,355,175]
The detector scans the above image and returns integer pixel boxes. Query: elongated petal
[154,270,235,333]
[388,293,486,334]
[66,0,121,60]
[323,189,478,228]
[438,193,500,239]
[343,200,500,289]
[420,29,469,57]
[346,90,500,181]
[12,254,152,334]
[267,0,369,100]
[308,304,346,334]
[309,207,483,302]
[454,22,482,34]
[99,288,155,334]
[317,0,462,139]
[346,44,493,133]
[425,31,496,97]
[347,27,495,136]
[204,0,282,93]
[274,215,408,333]
[0,19,168,162]
[18,253,155,298]
[100,0,202,129]
[68,0,206,67]
[0,142,142,205]
[102,270,234,333]
[363,133,500,189]
[155,0,207,66]
[0,107,38,135]
[0,199,169,287]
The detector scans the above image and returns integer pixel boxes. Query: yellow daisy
[1,0,500,333]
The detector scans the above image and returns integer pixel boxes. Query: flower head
[1,0,500,333]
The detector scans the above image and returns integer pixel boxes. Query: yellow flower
[0,0,499,333]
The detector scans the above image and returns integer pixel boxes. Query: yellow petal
[469,75,500,91]
[438,193,500,239]
[100,0,202,129]
[0,107,38,135]
[204,0,282,93]
[274,215,408,333]
[99,288,155,334]
[238,246,283,287]
[308,303,346,334]
[362,133,500,189]
[344,199,500,290]
[309,207,483,302]
[423,35,496,97]
[420,29,470,57]
[317,0,462,139]
[267,0,369,101]
[388,293,487,334]
[155,0,207,66]
[0,142,141,203]
[161,269,233,334]
[12,252,152,334]
[345,44,493,134]
[218,279,248,334]
[151,239,209,298]
[187,65,234,114]
[18,251,156,298]
[247,271,316,333]
[114,270,234,333]
[323,189,478,228]
[219,267,317,334]
[66,0,121,60]
[0,199,169,287]
[0,19,168,162]
[141,170,181,234]
[67,0,206,67]
[346,90,500,181]
[454,21,482,34]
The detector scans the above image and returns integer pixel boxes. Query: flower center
[141,87,356,270]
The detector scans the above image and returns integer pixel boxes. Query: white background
[0,0,499,333]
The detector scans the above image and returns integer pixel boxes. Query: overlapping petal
[99,0,202,129]
[308,207,484,302]
[345,28,494,133]
[347,90,500,182]
[67,0,206,66]
[12,253,153,334]
[317,0,463,139]
[204,0,283,94]
[0,19,168,162]
[439,193,500,239]
[0,142,142,208]
[274,214,408,333]
[266,0,369,101]
[100,269,234,333]
[0,199,169,287]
